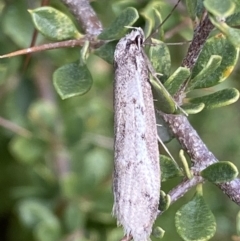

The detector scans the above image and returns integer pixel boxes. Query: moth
[113,28,160,241]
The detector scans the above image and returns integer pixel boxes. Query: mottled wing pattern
[113,28,160,241]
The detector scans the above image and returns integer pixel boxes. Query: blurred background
[0,0,240,240]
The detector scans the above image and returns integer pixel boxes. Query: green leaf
[150,77,176,114]
[226,12,240,26]
[10,136,43,164]
[94,41,117,64]
[188,55,222,90]
[17,199,60,229]
[112,1,139,15]
[98,7,139,40]
[152,226,165,239]
[149,38,171,81]
[28,100,58,130]
[2,3,35,48]
[210,17,240,47]
[191,33,239,88]
[60,173,79,198]
[80,148,112,188]
[64,203,85,232]
[185,0,204,20]
[188,88,239,109]
[204,0,236,17]
[175,190,216,241]
[34,221,61,241]
[159,190,171,211]
[181,102,205,114]
[53,62,93,99]
[222,26,240,47]
[160,155,183,182]
[201,161,239,183]
[164,67,190,95]
[141,2,163,39]
[29,6,82,40]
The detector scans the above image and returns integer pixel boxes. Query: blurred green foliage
[0,0,240,241]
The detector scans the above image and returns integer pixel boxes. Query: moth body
[113,28,160,241]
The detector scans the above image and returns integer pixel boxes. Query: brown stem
[181,14,214,69]
[163,114,240,206]
[0,116,32,138]
[61,0,102,35]
[0,38,103,59]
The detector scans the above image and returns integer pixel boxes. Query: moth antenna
[166,40,191,46]
[157,136,177,165]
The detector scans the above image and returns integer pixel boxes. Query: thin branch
[158,176,204,216]
[160,12,240,206]
[181,14,214,69]
[0,116,32,138]
[165,17,192,39]
[61,0,102,35]
[23,0,51,70]
[163,114,240,206]
[0,38,103,59]
[145,0,182,42]
[163,114,217,169]
[168,176,204,202]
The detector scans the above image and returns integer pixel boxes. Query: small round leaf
[149,38,171,81]
[204,0,235,18]
[98,7,139,40]
[29,7,82,40]
[201,161,239,183]
[94,41,117,64]
[141,2,163,39]
[10,136,43,164]
[53,62,93,99]
[175,192,216,241]
[160,155,183,182]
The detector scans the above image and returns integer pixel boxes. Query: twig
[0,116,32,138]
[181,14,214,69]
[23,0,51,70]
[158,176,204,216]
[165,17,192,39]
[163,114,240,206]
[167,176,204,204]
[0,38,103,59]
[62,0,102,35]
[145,0,182,42]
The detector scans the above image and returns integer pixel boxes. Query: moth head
[114,27,145,61]
[125,27,145,50]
